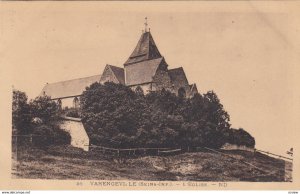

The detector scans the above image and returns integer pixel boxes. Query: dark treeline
[80,82,255,149]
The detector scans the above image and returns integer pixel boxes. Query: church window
[178,87,186,98]
[73,97,80,109]
[57,99,62,109]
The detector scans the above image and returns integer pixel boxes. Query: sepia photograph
[1,1,300,191]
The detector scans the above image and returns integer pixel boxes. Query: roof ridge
[45,74,101,85]
[40,74,102,98]
[146,32,151,59]
[108,64,124,70]
[125,57,163,66]
[169,67,183,71]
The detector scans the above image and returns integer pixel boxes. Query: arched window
[73,97,80,109]
[57,99,62,109]
[135,86,144,96]
[178,87,186,98]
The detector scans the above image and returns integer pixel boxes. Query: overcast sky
[1,1,299,156]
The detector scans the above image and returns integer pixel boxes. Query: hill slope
[12,146,292,182]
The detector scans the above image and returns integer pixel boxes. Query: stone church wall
[59,117,89,151]
[152,67,174,93]
[176,84,191,97]
[171,77,191,98]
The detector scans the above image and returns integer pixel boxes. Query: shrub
[32,124,71,147]
[229,128,255,148]
[64,108,81,118]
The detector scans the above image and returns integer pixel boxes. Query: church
[41,25,198,108]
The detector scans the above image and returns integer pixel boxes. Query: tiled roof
[125,57,163,86]
[108,65,125,85]
[40,75,101,99]
[124,32,162,65]
[168,67,189,89]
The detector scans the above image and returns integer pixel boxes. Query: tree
[12,90,71,147]
[12,90,31,134]
[203,91,231,130]
[80,82,144,147]
[32,124,71,147]
[80,82,254,149]
[29,95,60,124]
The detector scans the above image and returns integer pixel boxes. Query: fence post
[16,135,18,162]
[29,134,33,145]
[117,149,120,157]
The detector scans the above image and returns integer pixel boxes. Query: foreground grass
[12,145,291,181]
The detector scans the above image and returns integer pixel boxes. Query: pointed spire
[124,30,162,66]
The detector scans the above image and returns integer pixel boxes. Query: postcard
[0,1,299,190]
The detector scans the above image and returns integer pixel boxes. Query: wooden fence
[12,134,293,161]
[85,144,293,162]
[87,144,182,156]
[254,148,293,161]
[12,134,43,146]
[12,134,44,161]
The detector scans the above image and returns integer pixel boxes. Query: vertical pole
[16,135,18,162]
[30,134,33,145]
[15,135,18,161]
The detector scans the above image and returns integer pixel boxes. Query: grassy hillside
[12,146,292,182]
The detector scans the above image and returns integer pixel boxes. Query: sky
[1,1,299,156]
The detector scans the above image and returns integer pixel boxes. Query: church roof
[124,31,162,66]
[125,57,163,86]
[189,83,198,92]
[108,65,125,85]
[40,74,101,99]
[168,67,189,88]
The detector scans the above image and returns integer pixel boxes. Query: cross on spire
[144,17,148,32]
